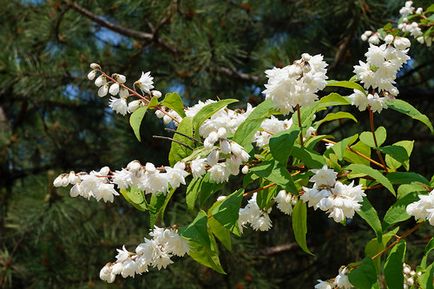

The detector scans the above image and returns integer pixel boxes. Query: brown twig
[368,108,388,172]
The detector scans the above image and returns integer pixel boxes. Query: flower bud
[98,84,109,97]
[113,73,126,84]
[384,34,394,44]
[87,70,97,80]
[241,165,249,174]
[90,63,101,70]
[109,83,120,95]
[119,88,129,99]
[95,75,106,87]
[128,100,141,113]
[127,160,142,172]
[151,90,162,98]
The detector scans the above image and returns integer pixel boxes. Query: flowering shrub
[54,2,434,288]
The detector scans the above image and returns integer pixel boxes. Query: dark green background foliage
[1,0,433,288]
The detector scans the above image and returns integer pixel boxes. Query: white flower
[310,165,338,187]
[113,73,126,84]
[315,280,333,289]
[209,163,229,184]
[238,193,272,232]
[116,245,130,262]
[135,71,154,93]
[165,162,189,189]
[334,267,353,289]
[275,190,296,215]
[109,97,128,115]
[94,183,119,203]
[191,158,207,178]
[406,189,434,225]
[99,264,116,283]
[301,186,331,209]
[348,89,369,111]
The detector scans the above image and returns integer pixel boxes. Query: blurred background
[1,0,433,288]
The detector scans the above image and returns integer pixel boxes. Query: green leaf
[208,217,232,251]
[292,201,313,255]
[386,172,430,185]
[149,188,176,227]
[360,127,387,148]
[160,92,186,117]
[331,134,359,160]
[418,263,434,289]
[365,227,399,260]
[348,258,378,289]
[249,160,298,194]
[326,80,366,93]
[357,197,383,241]
[209,189,244,233]
[421,238,434,269]
[344,141,371,166]
[317,93,351,108]
[397,183,427,198]
[385,141,414,171]
[233,99,275,150]
[382,193,419,229]
[192,99,238,135]
[119,187,147,211]
[314,111,357,127]
[256,185,277,210]
[347,164,396,196]
[180,211,225,274]
[291,146,325,169]
[129,106,148,141]
[388,99,434,133]
[426,4,434,13]
[186,174,222,211]
[269,127,299,164]
[380,145,408,165]
[384,240,406,289]
[168,116,195,166]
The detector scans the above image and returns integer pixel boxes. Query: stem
[152,135,193,150]
[321,138,385,169]
[164,128,202,143]
[243,183,276,197]
[368,108,387,172]
[99,70,180,124]
[296,105,304,147]
[371,222,423,260]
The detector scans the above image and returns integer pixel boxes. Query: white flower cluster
[238,193,272,232]
[99,226,189,283]
[352,36,410,113]
[406,189,434,226]
[187,103,253,183]
[87,63,162,116]
[255,116,293,147]
[263,53,328,114]
[301,166,366,223]
[403,263,421,289]
[398,1,432,46]
[275,190,298,215]
[53,167,119,202]
[112,161,189,195]
[315,266,353,289]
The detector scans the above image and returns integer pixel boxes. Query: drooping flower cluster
[87,63,162,116]
[315,266,353,289]
[112,161,188,195]
[54,161,189,200]
[351,35,410,112]
[263,53,328,114]
[403,263,421,289]
[301,166,366,223]
[99,226,189,283]
[53,167,119,202]
[398,1,432,46]
[238,193,272,232]
[406,189,434,226]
